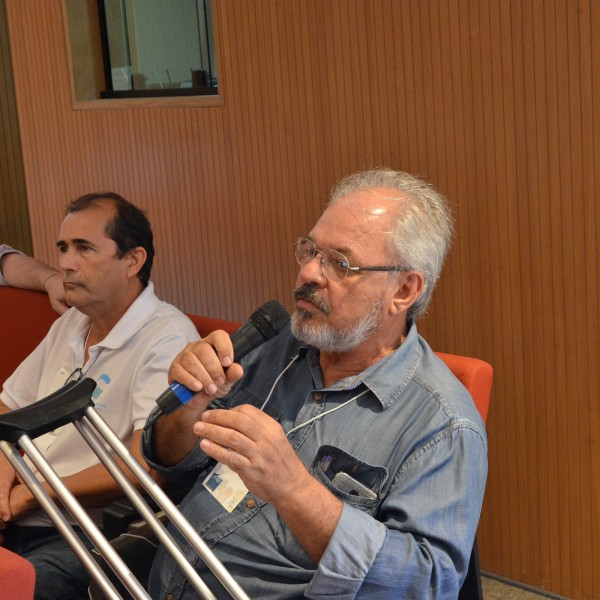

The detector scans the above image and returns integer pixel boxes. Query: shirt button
[246,499,256,509]
[313,392,323,402]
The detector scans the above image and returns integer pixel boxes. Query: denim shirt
[142,322,488,600]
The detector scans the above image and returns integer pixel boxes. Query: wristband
[42,272,61,289]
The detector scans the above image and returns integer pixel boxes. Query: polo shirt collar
[67,282,159,350]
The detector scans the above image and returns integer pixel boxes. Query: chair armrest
[102,479,194,540]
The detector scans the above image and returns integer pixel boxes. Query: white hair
[329,168,453,319]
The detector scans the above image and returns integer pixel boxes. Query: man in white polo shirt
[0,192,199,599]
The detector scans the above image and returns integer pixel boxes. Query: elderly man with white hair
[143,168,487,600]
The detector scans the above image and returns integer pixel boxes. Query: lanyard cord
[258,352,370,438]
[259,354,300,411]
[285,388,369,437]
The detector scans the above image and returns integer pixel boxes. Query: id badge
[203,463,248,512]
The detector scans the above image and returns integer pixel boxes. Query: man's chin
[291,312,330,348]
[64,290,84,308]
[293,307,314,320]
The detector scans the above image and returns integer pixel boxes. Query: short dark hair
[66,192,154,286]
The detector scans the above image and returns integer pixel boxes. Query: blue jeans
[3,523,93,600]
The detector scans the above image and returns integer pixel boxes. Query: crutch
[0,378,250,600]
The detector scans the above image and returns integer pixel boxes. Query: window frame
[63,0,225,110]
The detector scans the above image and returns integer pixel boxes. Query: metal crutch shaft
[0,437,142,600]
[75,416,217,600]
[84,407,251,600]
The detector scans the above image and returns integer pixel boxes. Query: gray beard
[291,296,385,353]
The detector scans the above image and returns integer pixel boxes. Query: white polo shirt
[1,281,199,525]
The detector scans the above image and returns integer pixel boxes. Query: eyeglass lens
[294,238,349,280]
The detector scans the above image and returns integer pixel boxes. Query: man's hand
[0,458,18,545]
[193,404,343,562]
[193,405,307,505]
[7,483,37,521]
[43,272,69,314]
[168,330,245,409]
[153,331,246,467]
[0,455,17,522]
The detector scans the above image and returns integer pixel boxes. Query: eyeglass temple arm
[346,265,412,272]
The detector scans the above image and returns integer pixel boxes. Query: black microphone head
[248,300,290,342]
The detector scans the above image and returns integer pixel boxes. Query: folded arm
[0,252,67,314]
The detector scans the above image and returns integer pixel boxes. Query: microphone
[155,300,290,416]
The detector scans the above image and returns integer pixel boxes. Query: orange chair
[185,313,242,338]
[0,288,53,596]
[435,352,493,600]
[435,352,492,425]
[0,287,59,387]
[0,547,36,599]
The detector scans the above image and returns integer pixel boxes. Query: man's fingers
[168,331,243,397]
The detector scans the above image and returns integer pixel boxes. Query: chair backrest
[0,286,244,389]
[0,287,60,388]
[435,351,492,600]
[435,352,493,424]
[185,313,242,338]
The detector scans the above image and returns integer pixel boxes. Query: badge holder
[0,378,250,600]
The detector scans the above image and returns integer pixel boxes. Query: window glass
[98,0,217,98]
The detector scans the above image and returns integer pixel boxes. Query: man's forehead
[313,189,396,238]
[336,186,401,210]
[58,205,114,241]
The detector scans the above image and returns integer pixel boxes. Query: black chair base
[458,539,483,600]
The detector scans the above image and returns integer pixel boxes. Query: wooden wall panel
[0,0,30,252]
[5,0,600,597]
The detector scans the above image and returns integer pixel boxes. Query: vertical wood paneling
[0,0,31,252]
[4,0,600,597]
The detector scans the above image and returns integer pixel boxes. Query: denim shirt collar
[297,320,421,410]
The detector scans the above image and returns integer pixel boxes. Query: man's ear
[125,247,147,279]
[389,271,425,316]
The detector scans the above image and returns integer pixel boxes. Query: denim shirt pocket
[312,445,387,513]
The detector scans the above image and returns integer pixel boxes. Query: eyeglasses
[294,237,412,281]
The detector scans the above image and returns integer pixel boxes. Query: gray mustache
[292,283,330,314]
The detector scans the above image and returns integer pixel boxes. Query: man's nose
[59,249,77,272]
[296,255,327,287]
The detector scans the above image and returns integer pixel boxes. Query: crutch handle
[0,378,96,442]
